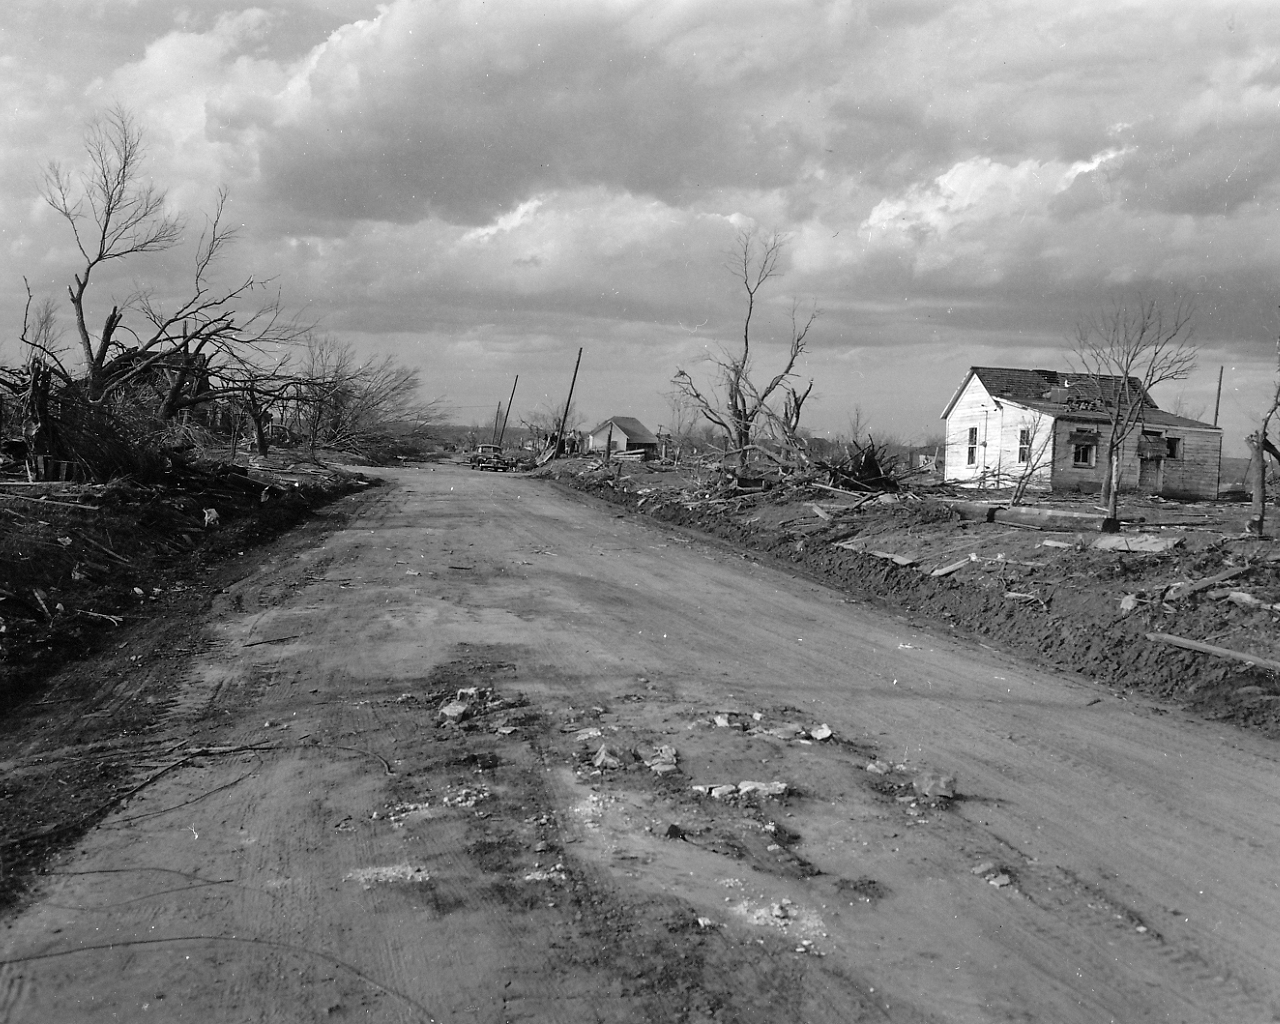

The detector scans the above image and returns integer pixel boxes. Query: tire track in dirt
[6,465,1280,1023]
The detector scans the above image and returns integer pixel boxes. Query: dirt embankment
[0,461,369,912]
[558,465,1280,736]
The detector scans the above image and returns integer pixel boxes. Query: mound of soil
[553,461,1280,737]
[0,458,370,911]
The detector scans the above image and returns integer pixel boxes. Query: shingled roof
[942,366,1217,430]
[587,416,658,444]
[972,366,1154,408]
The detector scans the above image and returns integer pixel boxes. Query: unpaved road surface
[3,464,1279,1023]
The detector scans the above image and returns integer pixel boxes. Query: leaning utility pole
[555,348,583,458]
[497,375,519,446]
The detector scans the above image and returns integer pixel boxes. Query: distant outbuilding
[587,417,659,460]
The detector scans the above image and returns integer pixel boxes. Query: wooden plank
[869,550,917,567]
[1145,632,1280,674]
[1164,566,1248,601]
[1093,534,1185,553]
[929,558,971,578]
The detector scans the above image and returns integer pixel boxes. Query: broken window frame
[1166,436,1182,459]
[1072,443,1096,468]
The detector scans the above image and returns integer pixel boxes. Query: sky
[3,0,1280,454]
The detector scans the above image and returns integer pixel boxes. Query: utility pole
[1213,365,1224,427]
[555,347,583,458]
[490,402,503,444]
[497,375,518,446]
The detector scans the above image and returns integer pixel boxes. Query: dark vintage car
[469,443,514,472]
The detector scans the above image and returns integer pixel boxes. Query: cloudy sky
[3,0,1279,453]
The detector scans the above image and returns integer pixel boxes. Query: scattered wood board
[1145,632,1280,674]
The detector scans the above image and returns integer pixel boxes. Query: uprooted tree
[6,107,439,476]
[36,105,308,417]
[672,229,817,470]
[1071,293,1197,522]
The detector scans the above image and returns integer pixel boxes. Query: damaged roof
[942,366,1218,431]
[587,416,659,444]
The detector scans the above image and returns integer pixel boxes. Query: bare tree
[664,389,701,446]
[1009,410,1054,505]
[672,229,817,468]
[282,335,435,455]
[520,401,582,445]
[40,106,306,413]
[1245,321,1280,536]
[1071,293,1197,522]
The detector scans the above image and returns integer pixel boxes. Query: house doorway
[1138,457,1163,493]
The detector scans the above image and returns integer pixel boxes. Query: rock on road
[2,464,1278,1023]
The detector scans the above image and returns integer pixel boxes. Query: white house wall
[588,427,631,451]
[943,378,1053,490]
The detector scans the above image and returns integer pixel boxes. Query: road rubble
[3,463,1280,1023]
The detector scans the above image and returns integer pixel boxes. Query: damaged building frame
[940,366,1222,499]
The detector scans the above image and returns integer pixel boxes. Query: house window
[966,427,978,466]
[1017,428,1032,464]
[1073,443,1096,468]
[1166,437,1181,459]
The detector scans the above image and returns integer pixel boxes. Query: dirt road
[3,463,1279,1023]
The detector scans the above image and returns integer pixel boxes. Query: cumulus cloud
[7,0,1280,446]
[182,0,868,225]
[859,150,1125,283]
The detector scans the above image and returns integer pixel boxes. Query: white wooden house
[940,367,1222,499]
[586,416,659,459]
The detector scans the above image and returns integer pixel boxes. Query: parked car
[469,443,513,472]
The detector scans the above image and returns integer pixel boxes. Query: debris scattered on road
[592,744,623,769]
[737,780,789,797]
[387,802,433,828]
[442,785,490,808]
[523,863,568,883]
[692,780,789,800]
[970,861,1013,888]
[864,760,891,775]
[645,745,679,775]
[912,771,956,801]
[345,864,430,888]
[438,699,471,723]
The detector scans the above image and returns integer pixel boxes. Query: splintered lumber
[869,550,916,567]
[993,505,1110,530]
[1165,566,1248,601]
[930,557,971,578]
[76,532,131,564]
[945,501,996,522]
[833,539,915,565]
[808,503,831,521]
[1093,534,1184,553]
[1145,632,1280,674]
[810,483,879,507]
[0,491,100,510]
